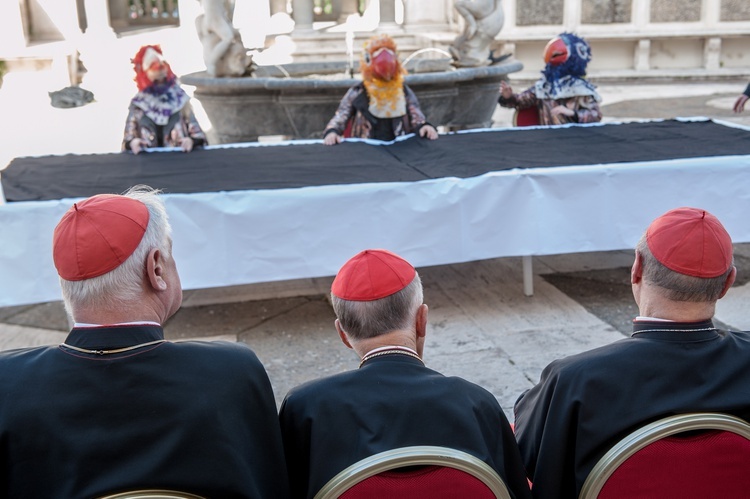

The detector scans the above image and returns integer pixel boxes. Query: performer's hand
[500,81,513,99]
[130,138,144,155]
[420,125,438,140]
[181,137,194,152]
[324,133,343,146]
[551,105,575,117]
[734,94,749,113]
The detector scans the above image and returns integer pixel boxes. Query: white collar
[361,345,418,358]
[73,321,161,328]
[634,316,675,322]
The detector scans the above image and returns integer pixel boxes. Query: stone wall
[650,0,701,23]
[516,0,563,25]
[582,0,632,24]
[721,0,750,21]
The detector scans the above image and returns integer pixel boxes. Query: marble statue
[196,0,253,77]
[450,0,505,67]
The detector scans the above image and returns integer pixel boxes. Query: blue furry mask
[541,33,592,83]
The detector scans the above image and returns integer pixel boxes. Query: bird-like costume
[499,33,602,126]
[123,45,207,152]
[324,35,434,142]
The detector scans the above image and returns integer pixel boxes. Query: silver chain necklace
[59,339,167,356]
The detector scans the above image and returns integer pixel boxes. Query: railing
[127,0,180,25]
[311,0,367,22]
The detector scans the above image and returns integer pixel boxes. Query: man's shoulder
[168,340,263,367]
[540,337,636,379]
[440,372,500,399]
[0,346,58,384]
[284,368,358,401]
[725,329,750,341]
[0,345,56,364]
[171,339,256,354]
[283,364,499,409]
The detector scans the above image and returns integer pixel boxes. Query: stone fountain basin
[181,58,523,143]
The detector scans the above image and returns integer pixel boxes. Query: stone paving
[2,66,750,417]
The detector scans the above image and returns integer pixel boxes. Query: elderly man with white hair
[0,185,289,498]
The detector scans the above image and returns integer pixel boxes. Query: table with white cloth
[2,118,750,307]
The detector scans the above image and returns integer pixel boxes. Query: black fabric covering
[4,120,750,202]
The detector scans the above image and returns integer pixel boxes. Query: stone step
[268,31,439,63]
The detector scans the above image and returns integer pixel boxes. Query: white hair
[59,185,172,315]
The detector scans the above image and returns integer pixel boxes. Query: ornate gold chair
[579,412,750,498]
[98,490,205,499]
[313,445,512,499]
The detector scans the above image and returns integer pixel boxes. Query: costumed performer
[499,32,602,126]
[123,45,207,154]
[733,82,750,113]
[323,34,439,145]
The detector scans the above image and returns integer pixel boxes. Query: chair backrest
[97,490,205,499]
[513,107,541,127]
[579,412,750,499]
[313,445,512,499]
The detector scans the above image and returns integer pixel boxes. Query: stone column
[632,0,650,25]
[270,0,288,15]
[704,0,720,25]
[634,38,650,71]
[338,0,360,22]
[504,0,517,30]
[563,0,582,30]
[379,0,399,28]
[292,0,314,30]
[704,37,721,70]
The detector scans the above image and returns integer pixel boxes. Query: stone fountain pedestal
[181,58,523,143]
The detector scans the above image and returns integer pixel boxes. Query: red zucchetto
[53,194,150,281]
[646,207,733,278]
[332,249,416,301]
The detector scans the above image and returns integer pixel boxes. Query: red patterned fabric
[599,430,750,498]
[514,108,541,127]
[339,465,496,498]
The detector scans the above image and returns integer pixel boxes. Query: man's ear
[719,266,737,299]
[631,250,643,285]
[415,304,428,339]
[335,319,354,350]
[146,248,168,291]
